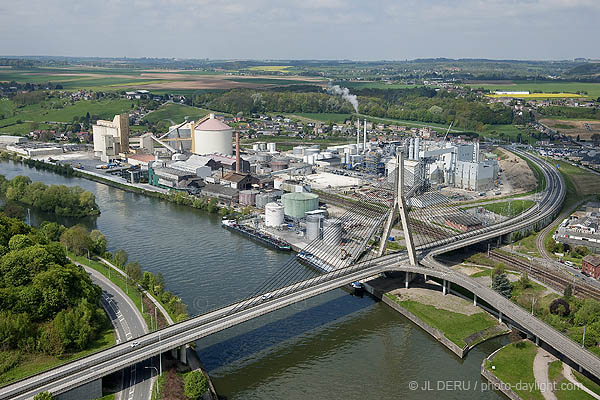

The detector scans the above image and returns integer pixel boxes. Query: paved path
[562,364,600,400]
[533,347,558,400]
[77,261,151,400]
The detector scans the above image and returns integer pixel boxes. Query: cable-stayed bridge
[5,147,600,400]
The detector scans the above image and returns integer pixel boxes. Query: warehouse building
[93,113,130,162]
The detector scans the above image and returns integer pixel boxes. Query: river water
[0,161,506,400]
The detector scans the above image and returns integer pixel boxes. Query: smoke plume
[328,85,359,113]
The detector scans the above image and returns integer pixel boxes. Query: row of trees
[539,106,600,119]
[105,248,189,322]
[0,215,108,356]
[0,174,100,217]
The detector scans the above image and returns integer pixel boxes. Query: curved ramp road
[5,148,595,400]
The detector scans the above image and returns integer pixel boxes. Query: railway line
[489,250,600,301]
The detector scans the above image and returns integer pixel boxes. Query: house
[582,254,600,279]
[220,172,257,190]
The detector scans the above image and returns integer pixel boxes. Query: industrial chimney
[356,119,360,147]
[235,131,241,173]
[363,119,367,153]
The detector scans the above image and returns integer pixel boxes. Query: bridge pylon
[377,152,418,265]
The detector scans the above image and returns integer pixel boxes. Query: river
[0,160,506,400]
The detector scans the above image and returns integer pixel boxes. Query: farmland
[0,67,325,91]
[142,103,213,126]
[466,81,600,99]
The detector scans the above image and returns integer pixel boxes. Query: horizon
[1,0,599,61]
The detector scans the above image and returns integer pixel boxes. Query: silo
[305,214,323,241]
[259,143,267,151]
[267,142,277,152]
[192,114,233,155]
[255,191,282,209]
[265,203,284,227]
[239,190,259,206]
[271,158,289,171]
[281,192,319,218]
[252,143,259,151]
[323,219,343,245]
[293,146,306,156]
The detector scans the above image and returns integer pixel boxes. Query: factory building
[453,160,498,191]
[192,114,233,156]
[0,135,27,145]
[148,163,199,190]
[93,113,130,162]
[221,172,257,190]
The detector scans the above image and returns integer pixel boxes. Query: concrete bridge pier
[473,294,477,306]
[179,345,187,365]
[536,336,539,346]
[56,378,102,400]
[442,279,447,295]
[498,311,503,323]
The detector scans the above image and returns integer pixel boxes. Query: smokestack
[356,119,360,146]
[363,118,367,153]
[415,137,420,161]
[235,131,241,173]
[409,138,415,160]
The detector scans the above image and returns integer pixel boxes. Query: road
[6,147,597,400]
[80,263,152,400]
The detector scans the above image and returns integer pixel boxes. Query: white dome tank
[265,202,284,227]
[193,114,233,155]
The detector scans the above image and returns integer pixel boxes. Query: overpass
[5,148,597,400]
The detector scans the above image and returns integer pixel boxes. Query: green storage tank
[281,192,319,219]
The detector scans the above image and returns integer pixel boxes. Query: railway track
[489,250,600,301]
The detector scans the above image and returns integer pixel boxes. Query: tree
[491,271,512,298]
[549,298,570,317]
[113,249,128,268]
[563,284,573,299]
[184,370,209,399]
[125,262,142,283]
[60,225,92,256]
[517,270,531,290]
[89,230,106,255]
[40,222,66,242]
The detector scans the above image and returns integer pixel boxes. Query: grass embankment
[0,328,114,387]
[486,341,544,400]
[385,295,499,348]
[548,360,600,400]
[482,199,536,217]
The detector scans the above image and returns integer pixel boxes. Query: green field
[482,199,536,217]
[486,341,544,400]
[387,295,499,347]
[0,98,134,135]
[225,77,322,85]
[142,103,213,125]
[466,81,600,99]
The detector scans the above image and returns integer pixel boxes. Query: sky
[1,0,599,60]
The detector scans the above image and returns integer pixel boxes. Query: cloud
[0,0,598,59]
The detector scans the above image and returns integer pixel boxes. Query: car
[130,341,139,348]
[261,293,273,300]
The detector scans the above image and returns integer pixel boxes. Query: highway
[81,265,152,400]
[4,147,597,400]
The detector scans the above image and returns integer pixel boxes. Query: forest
[0,216,108,357]
[193,86,517,132]
[0,175,100,217]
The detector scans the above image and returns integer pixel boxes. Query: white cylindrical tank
[265,202,284,227]
[259,143,267,151]
[193,114,233,155]
[305,214,323,241]
[323,219,342,246]
[267,142,277,153]
[293,146,306,156]
[252,143,259,151]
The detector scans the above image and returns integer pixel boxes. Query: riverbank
[364,275,510,358]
